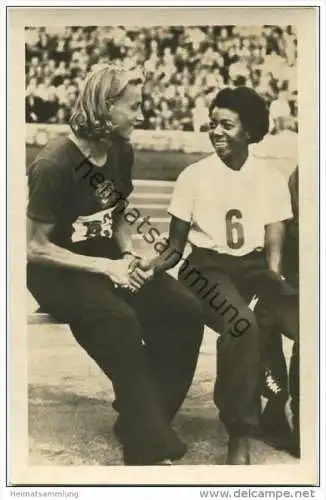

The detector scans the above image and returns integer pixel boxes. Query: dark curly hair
[209,86,270,144]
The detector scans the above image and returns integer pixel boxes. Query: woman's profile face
[208,106,248,161]
[109,82,144,139]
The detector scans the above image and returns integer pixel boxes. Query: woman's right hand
[128,256,155,291]
[95,258,131,288]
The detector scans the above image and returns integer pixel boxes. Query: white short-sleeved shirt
[168,153,293,257]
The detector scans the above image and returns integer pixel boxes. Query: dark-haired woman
[133,86,299,464]
[26,64,205,465]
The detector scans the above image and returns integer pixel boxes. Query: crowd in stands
[25,25,298,133]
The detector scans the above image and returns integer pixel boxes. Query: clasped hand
[97,255,155,292]
[126,256,155,292]
[105,255,155,292]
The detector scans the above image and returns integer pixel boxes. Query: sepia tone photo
[8,6,319,486]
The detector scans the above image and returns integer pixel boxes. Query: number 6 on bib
[225,209,245,249]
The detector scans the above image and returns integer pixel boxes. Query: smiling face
[109,82,144,140]
[208,106,249,162]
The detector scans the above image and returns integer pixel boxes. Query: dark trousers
[283,241,300,432]
[272,278,300,432]
[27,262,204,464]
[178,247,299,436]
[262,327,289,401]
[256,250,300,442]
[261,260,299,434]
[258,292,299,428]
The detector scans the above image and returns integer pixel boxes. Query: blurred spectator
[192,96,209,132]
[34,77,56,101]
[256,72,278,104]
[55,77,72,105]
[142,99,157,130]
[184,27,206,53]
[283,26,297,66]
[160,100,173,130]
[229,58,250,86]
[177,98,194,131]
[206,69,224,92]
[55,106,70,124]
[269,89,292,133]
[25,24,297,131]
[201,47,217,68]
[26,77,38,97]
[26,93,44,123]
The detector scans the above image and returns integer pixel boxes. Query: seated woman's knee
[85,305,143,342]
[161,282,205,324]
[224,307,258,339]
[181,288,205,319]
[114,307,142,334]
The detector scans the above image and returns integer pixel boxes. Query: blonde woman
[27,64,204,465]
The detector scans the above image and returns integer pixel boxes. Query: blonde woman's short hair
[69,63,144,139]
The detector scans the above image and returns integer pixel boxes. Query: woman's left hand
[128,256,155,292]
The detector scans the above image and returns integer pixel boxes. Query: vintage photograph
[8,6,319,486]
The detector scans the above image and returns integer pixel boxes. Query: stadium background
[26,24,298,238]
[26,25,297,132]
[26,24,298,467]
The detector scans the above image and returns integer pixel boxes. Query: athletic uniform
[264,166,299,445]
[27,136,204,465]
[169,152,299,435]
[259,166,299,454]
[285,167,299,438]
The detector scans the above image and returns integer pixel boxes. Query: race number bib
[225,209,245,249]
[71,207,115,243]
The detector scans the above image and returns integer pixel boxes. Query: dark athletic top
[27,136,134,258]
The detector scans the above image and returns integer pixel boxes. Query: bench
[28,309,65,325]
[27,246,179,326]
[27,268,179,325]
